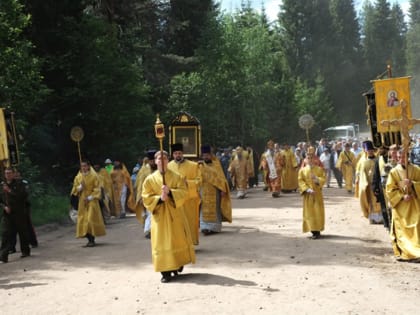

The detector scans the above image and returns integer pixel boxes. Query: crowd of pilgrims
[3,137,420,280]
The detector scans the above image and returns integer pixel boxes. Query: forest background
[1,0,420,223]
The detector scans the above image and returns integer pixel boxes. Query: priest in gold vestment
[357,141,383,224]
[298,147,326,239]
[228,146,250,199]
[135,151,157,238]
[386,150,420,261]
[71,160,106,247]
[199,145,232,235]
[142,151,195,283]
[281,144,298,192]
[336,142,356,193]
[168,143,202,245]
[260,140,284,197]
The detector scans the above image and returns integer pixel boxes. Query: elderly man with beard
[168,143,202,245]
[199,145,232,235]
[70,160,106,247]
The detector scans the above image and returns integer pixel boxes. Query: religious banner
[0,108,9,161]
[372,76,411,133]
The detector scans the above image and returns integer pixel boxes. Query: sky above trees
[219,0,410,21]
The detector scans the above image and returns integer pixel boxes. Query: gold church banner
[372,76,411,133]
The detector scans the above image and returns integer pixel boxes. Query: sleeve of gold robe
[186,163,201,200]
[70,172,82,196]
[142,175,162,213]
[298,168,310,194]
[386,171,404,209]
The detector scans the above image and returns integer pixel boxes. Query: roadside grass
[30,193,69,226]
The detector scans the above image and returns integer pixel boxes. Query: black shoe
[201,229,210,235]
[31,242,38,248]
[145,232,151,239]
[272,192,280,198]
[160,272,172,283]
[310,231,321,239]
[86,241,96,247]
[178,266,184,273]
[20,252,30,258]
[1,254,8,263]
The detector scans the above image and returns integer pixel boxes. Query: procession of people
[2,130,420,282]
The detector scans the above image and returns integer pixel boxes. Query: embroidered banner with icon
[372,76,411,133]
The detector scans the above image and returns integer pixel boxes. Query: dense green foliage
[0,0,417,222]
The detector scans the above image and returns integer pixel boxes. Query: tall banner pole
[154,114,166,184]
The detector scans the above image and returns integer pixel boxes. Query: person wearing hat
[372,144,393,230]
[298,146,326,239]
[228,146,250,199]
[135,150,157,239]
[357,140,383,224]
[70,159,106,247]
[385,148,420,262]
[142,150,195,283]
[260,140,284,198]
[199,145,232,235]
[167,143,202,245]
[336,142,356,193]
[104,158,113,174]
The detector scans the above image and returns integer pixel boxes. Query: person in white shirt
[319,147,331,188]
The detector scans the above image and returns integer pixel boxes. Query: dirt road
[1,184,419,315]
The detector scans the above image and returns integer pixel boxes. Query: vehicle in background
[323,124,360,142]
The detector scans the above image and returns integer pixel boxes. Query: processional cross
[381,99,420,178]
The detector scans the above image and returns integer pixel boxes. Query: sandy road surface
[1,184,419,315]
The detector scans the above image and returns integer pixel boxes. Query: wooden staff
[154,114,166,184]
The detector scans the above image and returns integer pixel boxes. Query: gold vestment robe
[281,148,298,191]
[260,150,284,192]
[168,159,202,245]
[200,158,232,223]
[336,150,356,192]
[71,169,106,238]
[228,157,249,191]
[358,157,382,219]
[142,169,196,272]
[135,164,153,223]
[298,165,326,233]
[386,164,420,260]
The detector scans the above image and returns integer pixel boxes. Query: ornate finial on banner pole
[70,126,84,165]
[154,114,166,184]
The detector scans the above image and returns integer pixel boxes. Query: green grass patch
[30,194,69,226]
